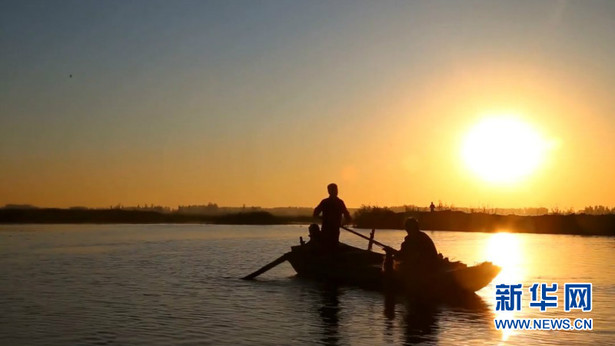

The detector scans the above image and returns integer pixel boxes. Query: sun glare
[461,115,549,184]
[485,232,524,283]
[485,232,525,342]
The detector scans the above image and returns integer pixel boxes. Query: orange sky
[2,1,615,210]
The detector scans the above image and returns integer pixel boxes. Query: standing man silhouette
[313,183,352,249]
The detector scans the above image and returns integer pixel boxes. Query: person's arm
[396,237,410,260]
[313,201,323,219]
[341,201,352,224]
[419,232,438,258]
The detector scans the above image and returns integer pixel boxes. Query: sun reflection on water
[484,232,525,343]
[485,232,525,283]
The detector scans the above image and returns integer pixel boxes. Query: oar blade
[242,253,289,280]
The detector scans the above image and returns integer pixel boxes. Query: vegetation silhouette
[353,206,615,236]
[0,208,307,225]
[1,204,614,236]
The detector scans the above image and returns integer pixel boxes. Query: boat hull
[287,242,384,289]
[287,242,501,296]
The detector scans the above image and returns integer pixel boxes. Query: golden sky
[1,1,614,210]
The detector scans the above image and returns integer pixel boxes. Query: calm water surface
[1,224,613,345]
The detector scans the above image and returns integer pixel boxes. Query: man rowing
[313,183,352,250]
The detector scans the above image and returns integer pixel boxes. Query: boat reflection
[400,299,439,344]
[303,277,492,345]
[318,284,341,346]
[387,291,492,345]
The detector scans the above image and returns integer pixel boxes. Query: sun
[461,115,549,184]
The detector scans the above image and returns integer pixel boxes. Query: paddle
[242,253,290,280]
[340,226,398,254]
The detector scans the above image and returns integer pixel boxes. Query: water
[1,224,613,345]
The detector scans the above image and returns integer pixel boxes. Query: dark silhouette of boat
[243,228,501,299]
[287,242,385,289]
[286,240,501,297]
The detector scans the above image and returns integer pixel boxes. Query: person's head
[309,223,320,233]
[308,223,320,239]
[327,183,338,197]
[404,217,419,234]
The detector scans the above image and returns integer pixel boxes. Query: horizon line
[3,203,613,212]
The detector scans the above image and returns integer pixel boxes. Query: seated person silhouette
[396,218,439,274]
[308,223,322,244]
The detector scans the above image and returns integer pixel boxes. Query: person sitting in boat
[396,218,439,272]
[313,183,352,249]
[307,223,322,243]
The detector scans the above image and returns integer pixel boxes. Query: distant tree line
[352,206,615,236]
[0,208,312,225]
[580,205,615,215]
[2,204,614,236]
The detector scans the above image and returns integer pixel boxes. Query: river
[1,224,613,345]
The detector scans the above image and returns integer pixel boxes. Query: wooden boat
[243,227,501,299]
[287,242,384,289]
[286,239,501,297]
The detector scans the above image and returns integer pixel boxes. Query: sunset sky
[2,1,614,210]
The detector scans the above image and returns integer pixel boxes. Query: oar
[340,226,398,254]
[242,253,290,280]
[341,226,399,281]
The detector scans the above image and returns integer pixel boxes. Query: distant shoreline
[354,208,615,237]
[1,207,614,237]
[0,208,311,226]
